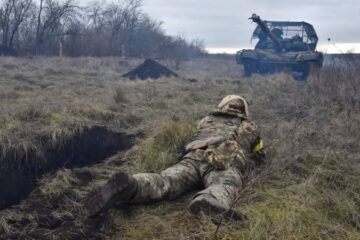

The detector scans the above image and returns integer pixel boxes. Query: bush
[113,87,128,104]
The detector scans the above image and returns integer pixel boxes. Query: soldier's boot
[83,170,137,217]
[189,194,247,222]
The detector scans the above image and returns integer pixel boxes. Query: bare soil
[0,126,138,210]
[123,59,178,80]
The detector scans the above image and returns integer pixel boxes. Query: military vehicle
[236,14,323,79]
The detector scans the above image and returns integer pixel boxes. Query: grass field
[0,56,359,239]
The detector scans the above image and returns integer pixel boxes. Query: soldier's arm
[197,116,210,130]
[235,121,265,164]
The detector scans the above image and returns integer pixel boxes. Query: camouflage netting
[122,59,178,80]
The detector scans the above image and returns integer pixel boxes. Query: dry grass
[0,56,359,239]
[128,120,197,173]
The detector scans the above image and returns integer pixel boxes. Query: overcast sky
[142,0,360,53]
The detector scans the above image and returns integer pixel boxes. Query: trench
[0,126,138,210]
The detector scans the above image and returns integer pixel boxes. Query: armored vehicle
[236,14,323,79]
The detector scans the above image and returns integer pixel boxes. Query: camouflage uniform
[84,95,265,219]
[132,113,264,209]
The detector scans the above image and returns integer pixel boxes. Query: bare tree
[0,0,207,58]
[86,1,103,29]
[34,0,78,55]
[9,0,32,48]
[34,0,42,54]
[0,0,32,49]
[124,0,142,56]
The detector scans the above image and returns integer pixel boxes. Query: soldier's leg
[201,166,242,206]
[189,166,246,221]
[84,170,138,217]
[84,158,201,217]
[132,158,201,202]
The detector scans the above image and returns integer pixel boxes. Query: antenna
[325,38,331,54]
[327,38,344,54]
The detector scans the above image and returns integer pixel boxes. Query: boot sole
[189,197,246,221]
[84,171,130,217]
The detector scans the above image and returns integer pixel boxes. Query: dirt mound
[123,59,178,80]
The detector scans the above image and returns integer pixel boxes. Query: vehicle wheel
[243,60,257,77]
[260,63,276,74]
[301,64,310,80]
[294,63,309,81]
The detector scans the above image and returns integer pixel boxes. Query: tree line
[0,0,207,59]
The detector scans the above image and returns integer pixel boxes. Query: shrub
[113,87,128,104]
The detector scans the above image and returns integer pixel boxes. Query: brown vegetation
[0,56,359,239]
[0,0,206,60]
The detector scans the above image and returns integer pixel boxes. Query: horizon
[206,43,360,54]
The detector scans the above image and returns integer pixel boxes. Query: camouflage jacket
[183,112,265,170]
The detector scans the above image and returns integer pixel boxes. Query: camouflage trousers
[131,158,243,207]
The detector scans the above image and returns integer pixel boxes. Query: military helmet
[216,95,249,119]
